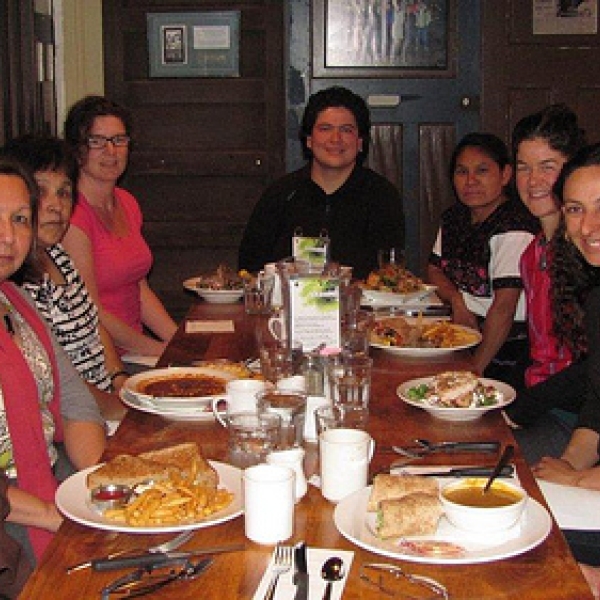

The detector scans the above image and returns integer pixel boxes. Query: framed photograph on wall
[312,0,455,78]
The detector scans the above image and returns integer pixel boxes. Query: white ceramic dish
[396,377,515,422]
[120,389,216,422]
[56,461,243,534]
[123,366,235,410]
[361,284,437,305]
[333,484,551,565]
[370,321,481,357]
[183,277,244,303]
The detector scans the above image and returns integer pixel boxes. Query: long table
[20,302,593,599]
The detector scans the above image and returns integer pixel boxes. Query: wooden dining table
[20,301,593,599]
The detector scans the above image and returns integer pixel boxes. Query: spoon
[321,556,344,600]
[483,444,514,493]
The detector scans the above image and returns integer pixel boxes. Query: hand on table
[532,456,580,486]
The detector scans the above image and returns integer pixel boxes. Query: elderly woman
[0,158,105,564]
[428,132,539,387]
[62,95,177,361]
[3,134,127,421]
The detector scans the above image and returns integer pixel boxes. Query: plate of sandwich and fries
[369,316,481,357]
[56,443,243,533]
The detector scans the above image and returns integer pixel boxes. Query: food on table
[376,493,443,538]
[360,264,426,294]
[395,539,466,558]
[86,443,233,526]
[406,371,503,409]
[137,373,228,398]
[370,317,480,349]
[367,474,439,511]
[197,264,243,290]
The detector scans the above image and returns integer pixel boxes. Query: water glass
[314,403,369,437]
[326,354,373,407]
[226,411,282,468]
[256,389,307,448]
[244,271,275,315]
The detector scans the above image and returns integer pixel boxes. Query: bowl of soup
[440,477,527,533]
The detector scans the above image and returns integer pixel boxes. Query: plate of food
[184,265,244,303]
[334,473,551,565]
[397,372,515,421]
[56,443,243,533]
[119,389,215,422]
[370,317,481,357]
[360,265,436,305]
[123,366,236,410]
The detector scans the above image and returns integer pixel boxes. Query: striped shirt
[23,244,111,391]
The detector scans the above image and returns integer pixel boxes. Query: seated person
[62,95,177,361]
[238,86,405,279]
[0,158,105,565]
[530,143,600,597]
[427,133,538,387]
[3,134,127,421]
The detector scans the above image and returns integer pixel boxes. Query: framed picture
[147,11,240,78]
[312,0,455,78]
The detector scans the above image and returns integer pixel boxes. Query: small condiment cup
[90,484,132,511]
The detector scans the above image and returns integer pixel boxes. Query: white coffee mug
[319,428,375,503]
[243,464,295,544]
[212,379,267,426]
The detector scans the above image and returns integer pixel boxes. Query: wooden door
[288,0,481,276]
[102,0,285,320]
[482,1,600,146]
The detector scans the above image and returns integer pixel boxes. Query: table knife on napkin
[293,542,309,600]
[396,465,514,478]
[92,543,244,571]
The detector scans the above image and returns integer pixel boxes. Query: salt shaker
[266,447,307,502]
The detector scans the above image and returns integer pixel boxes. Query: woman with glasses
[62,96,177,362]
[0,158,105,567]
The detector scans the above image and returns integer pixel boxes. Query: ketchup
[94,488,128,501]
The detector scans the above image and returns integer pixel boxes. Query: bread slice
[367,474,439,512]
[86,442,217,490]
[376,492,443,539]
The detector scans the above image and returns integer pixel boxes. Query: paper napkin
[252,547,354,600]
[537,479,600,531]
[185,320,235,333]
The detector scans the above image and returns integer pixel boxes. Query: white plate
[397,377,515,422]
[120,389,217,422]
[183,278,243,304]
[361,285,437,306]
[56,461,243,534]
[370,322,481,357]
[334,485,552,565]
[123,367,234,410]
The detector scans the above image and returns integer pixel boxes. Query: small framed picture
[162,26,187,64]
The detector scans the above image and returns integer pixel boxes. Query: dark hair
[550,143,600,357]
[64,95,132,161]
[511,104,586,163]
[2,134,78,199]
[0,158,39,283]
[300,86,371,163]
[448,132,511,180]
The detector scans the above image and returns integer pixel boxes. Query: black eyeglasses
[86,134,131,149]
[101,558,212,599]
[360,563,449,599]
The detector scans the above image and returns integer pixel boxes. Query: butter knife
[92,543,244,571]
[293,542,309,600]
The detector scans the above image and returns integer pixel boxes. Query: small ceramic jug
[266,447,307,502]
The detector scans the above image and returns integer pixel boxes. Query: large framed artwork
[312,0,455,78]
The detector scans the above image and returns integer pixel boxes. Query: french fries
[421,321,480,348]
[103,458,234,526]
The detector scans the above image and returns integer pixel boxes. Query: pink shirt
[70,188,152,349]
[520,233,572,387]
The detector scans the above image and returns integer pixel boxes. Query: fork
[66,530,195,574]
[263,543,293,600]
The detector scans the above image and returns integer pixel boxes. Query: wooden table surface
[20,302,593,599]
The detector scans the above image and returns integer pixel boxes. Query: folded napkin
[120,354,158,368]
[185,320,235,334]
[537,479,600,531]
[252,547,354,600]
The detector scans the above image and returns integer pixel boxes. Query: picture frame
[147,11,240,78]
[312,0,455,78]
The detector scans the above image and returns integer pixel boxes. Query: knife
[397,465,514,478]
[293,541,309,600]
[92,543,244,571]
